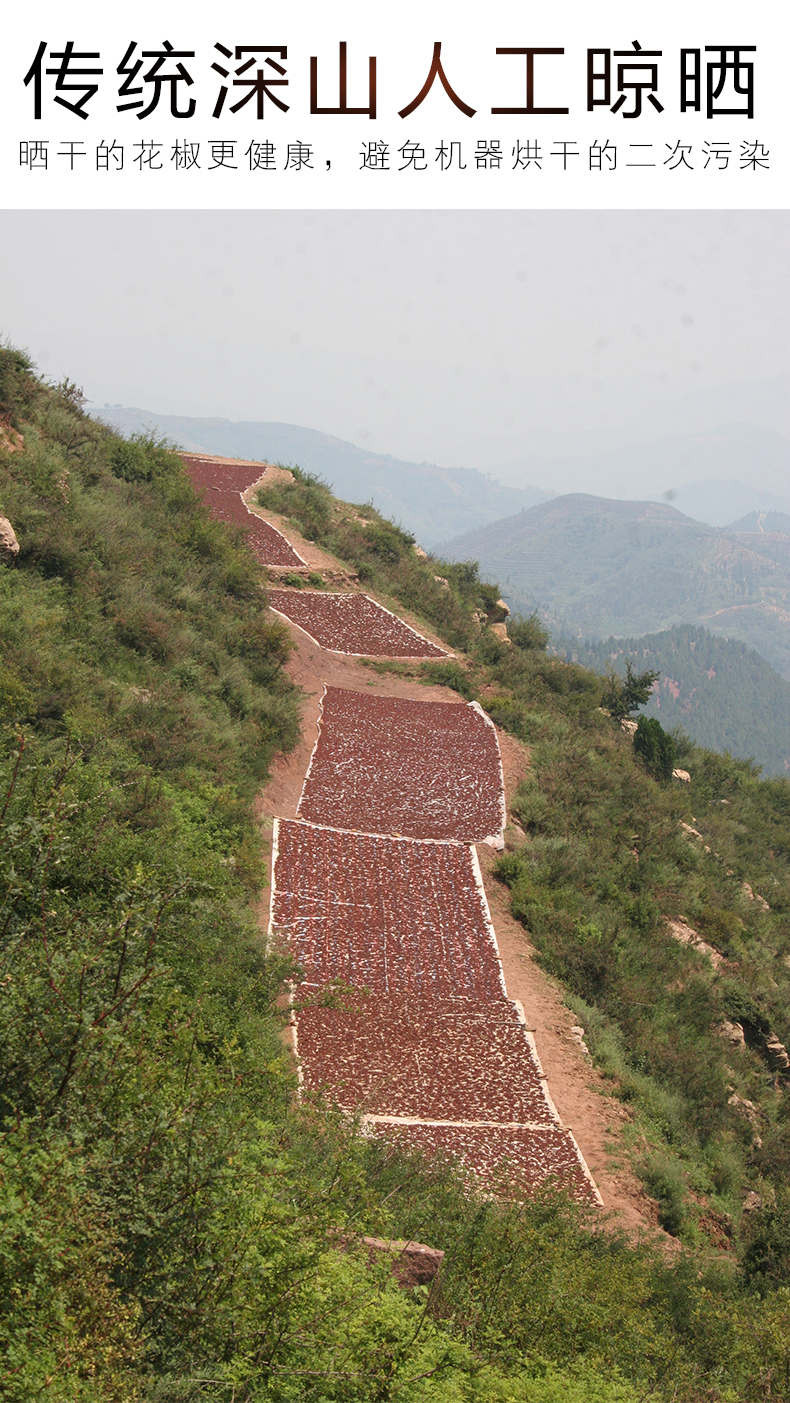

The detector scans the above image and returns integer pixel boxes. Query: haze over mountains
[443,494,790,775]
[491,424,790,525]
[728,510,790,535]
[96,405,548,548]
[99,405,790,537]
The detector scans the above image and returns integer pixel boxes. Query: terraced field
[268,589,446,658]
[297,687,506,844]
[181,453,307,568]
[271,820,506,999]
[295,991,557,1125]
[366,1121,599,1204]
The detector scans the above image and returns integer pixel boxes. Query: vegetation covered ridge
[0,344,787,1401]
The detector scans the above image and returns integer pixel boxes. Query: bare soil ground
[243,471,360,581]
[477,845,658,1234]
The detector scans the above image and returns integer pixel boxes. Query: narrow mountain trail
[185,453,659,1232]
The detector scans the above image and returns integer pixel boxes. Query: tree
[601,661,659,721]
[633,715,676,781]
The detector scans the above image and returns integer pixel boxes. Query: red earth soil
[268,590,447,658]
[181,454,306,568]
[296,687,506,843]
[271,820,506,1000]
[295,991,556,1125]
[368,1120,600,1206]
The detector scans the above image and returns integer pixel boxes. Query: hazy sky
[0,211,787,492]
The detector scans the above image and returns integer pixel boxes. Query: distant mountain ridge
[726,509,790,535]
[492,424,790,525]
[441,492,790,680]
[94,404,549,548]
[669,482,790,528]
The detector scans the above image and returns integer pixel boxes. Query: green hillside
[2,347,790,1401]
[557,625,790,777]
[441,493,790,679]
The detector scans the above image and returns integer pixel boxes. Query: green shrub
[422,660,476,699]
[109,433,174,483]
[642,1151,688,1235]
[509,612,549,650]
[0,344,35,422]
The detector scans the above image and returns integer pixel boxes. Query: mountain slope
[3,349,790,1400]
[442,492,790,678]
[95,403,548,548]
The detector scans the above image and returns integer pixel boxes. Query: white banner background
[1,1,787,208]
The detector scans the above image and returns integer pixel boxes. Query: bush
[740,1190,790,1290]
[0,344,36,422]
[641,1151,688,1235]
[509,612,549,651]
[421,660,476,699]
[109,433,174,484]
[363,519,414,562]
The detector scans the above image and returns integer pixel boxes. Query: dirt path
[256,628,659,1235]
[245,479,352,578]
[198,452,660,1233]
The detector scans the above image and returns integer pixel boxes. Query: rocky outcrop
[666,917,723,969]
[728,1092,763,1146]
[0,515,19,561]
[361,1237,444,1289]
[721,1019,790,1082]
[719,1019,746,1048]
[679,821,712,854]
[765,1033,790,1077]
[741,881,770,912]
[570,1024,591,1057]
